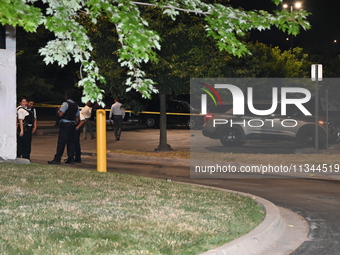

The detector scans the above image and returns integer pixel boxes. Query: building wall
[0,26,16,159]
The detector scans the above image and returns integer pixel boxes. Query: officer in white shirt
[80,101,95,139]
[109,98,125,141]
[17,97,34,159]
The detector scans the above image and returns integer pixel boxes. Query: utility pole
[311,64,323,153]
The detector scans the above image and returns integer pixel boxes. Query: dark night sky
[230,0,340,52]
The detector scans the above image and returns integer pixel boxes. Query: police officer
[17,97,34,160]
[27,99,37,157]
[48,90,80,164]
[27,99,37,134]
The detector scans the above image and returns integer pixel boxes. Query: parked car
[202,101,340,148]
[140,100,204,129]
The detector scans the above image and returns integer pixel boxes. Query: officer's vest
[63,101,78,121]
[17,107,34,127]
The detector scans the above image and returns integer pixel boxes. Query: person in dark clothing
[27,99,37,158]
[48,90,80,164]
[88,102,102,137]
[90,102,102,122]
[27,100,37,134]
[17,97,34,160]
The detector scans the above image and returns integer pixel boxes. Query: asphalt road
[31,127,340,254]
[190,178,340,255]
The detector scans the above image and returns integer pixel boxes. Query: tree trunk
[155,92,173,151]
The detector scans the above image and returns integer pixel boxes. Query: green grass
[0,163,263,255]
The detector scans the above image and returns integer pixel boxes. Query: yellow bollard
[96,109,107,172]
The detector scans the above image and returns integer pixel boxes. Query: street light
[283,2,302,47]
[295,2,302,9]
[283,2,302,12]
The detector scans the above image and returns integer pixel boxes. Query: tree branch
[131,1,210,15]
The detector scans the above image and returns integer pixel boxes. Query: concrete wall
[0,26,16,159]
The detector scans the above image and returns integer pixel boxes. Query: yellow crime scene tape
[33,103,205,116]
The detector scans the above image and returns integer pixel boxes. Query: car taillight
[318,120,332,126]
[204,114,214,122]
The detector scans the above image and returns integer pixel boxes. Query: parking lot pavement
[31,127,191,163]
[104,128,191,152]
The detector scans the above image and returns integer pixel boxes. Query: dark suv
[140,100,204,129]
[202,101,340,148]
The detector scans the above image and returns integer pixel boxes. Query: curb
[0,158,30,164]
[201,192,284,255]
[183,184,308,255]
[83,151,340,180]
[82,151,191,166]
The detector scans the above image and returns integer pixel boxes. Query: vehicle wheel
[298,127,326,148]
[219,127,244,147]
[186,119,196,129]
[145,117,158,128]
[328,127,340,144]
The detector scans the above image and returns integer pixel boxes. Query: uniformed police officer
[27,99,37,158]
[27,99,37,134]
[48,90,80,164]
[17,97,35,160]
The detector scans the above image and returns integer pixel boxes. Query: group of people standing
[17,90,126,164]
